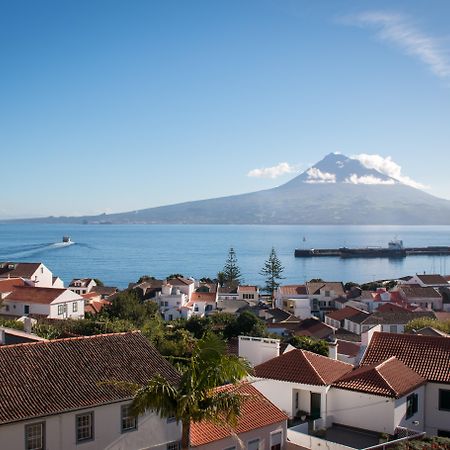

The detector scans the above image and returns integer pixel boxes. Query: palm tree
[130,334,251,450]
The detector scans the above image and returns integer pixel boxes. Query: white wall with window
[425,383,450,436]
[0,401,181,450]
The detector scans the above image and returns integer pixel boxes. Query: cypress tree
[222,247,242,286]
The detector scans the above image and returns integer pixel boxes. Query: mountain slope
[11,153,450,225]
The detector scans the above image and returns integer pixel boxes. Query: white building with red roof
[190,383,287,450]
[275,285,311,319]
[0,285,84,319]
[0,262,61,288]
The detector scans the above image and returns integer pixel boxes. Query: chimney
[328,338,338,360]
[23,317,32,334]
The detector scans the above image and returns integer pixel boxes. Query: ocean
[0,223,449,288]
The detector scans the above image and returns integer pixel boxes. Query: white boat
[62,236,72,243]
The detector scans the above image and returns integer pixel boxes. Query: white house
[275,285,311,319]
[0,332,182,450]
[403,274,449,289]
[182,291,218,319]
[0,286,85,319]
[68,278,97,295]
[0,262,59,288]
[330,356,426,435]
[237,285,259,301]
[155,283,189,321]
[251,348,353,424]
[361,331,450,437]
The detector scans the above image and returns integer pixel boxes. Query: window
[76,412,94,443]
[24,305,30,315]
[58,304,64,315]
[167,442,180,450]
[25,422,45,450]
[439,389,450,411]
[121,404,137,432]
[390,325,398,333]
[406,393,418,419]
[248,438,260,450]
[270,431,282,450]
[295,392,299,409]
[438,429,450,438]
[324,290,330,297]
[73,302,78,313]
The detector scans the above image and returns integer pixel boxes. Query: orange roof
[326,306,363,322]
[254,349,353,385]
[237,285,258,292]
[278,285,307,296]
[190,292,217,303]
[4,286,68,304]
[362,332,450,384]
[81,292,101,300]
[334,357,425,398]
[190,383,287,447]
[0,278,27,293]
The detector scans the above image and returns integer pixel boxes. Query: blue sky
[1,0,450,218]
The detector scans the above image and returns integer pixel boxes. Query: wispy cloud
[343,11,450,79]
[247,162,298,179]
[304,167,336,184]
[352,153,427,189]
[344,174,396,185]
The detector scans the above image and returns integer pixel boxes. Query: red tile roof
[361,332,450,384]
[4,286,69,304]
[278,285,307,296]
[337,340,361,358]
[0,278,27,292]
[326,307,363,322]
[333,357,425,398]
[416,274,448,285]
[237,285,258,292]
[0,332,180,425]
[254,349,352,385]
[306,282,345,296]
[190,292,217,303]
[190,383,287,447]
[0,262,42,279]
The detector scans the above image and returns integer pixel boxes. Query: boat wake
[0,241,75,259]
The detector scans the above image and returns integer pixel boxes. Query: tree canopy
[222,247,242,286]
[260,247,285,300]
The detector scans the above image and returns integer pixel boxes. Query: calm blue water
[0,224,449,288]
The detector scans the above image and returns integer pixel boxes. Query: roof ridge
[373,359,398,397]
[0,331,140,349]
[299,350,326,384]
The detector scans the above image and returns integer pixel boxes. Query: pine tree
[222,247,242,286]
[260,247,285,303]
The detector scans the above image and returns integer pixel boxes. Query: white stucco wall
[193,423,286,450]
[394,386,425,433]
[328,388,396,434]
[238,336,280,367]
[0,401,181,450]
[251,378,328,419]
[32,264,54,288]
[424,382,450,436]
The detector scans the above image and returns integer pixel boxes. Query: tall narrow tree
[260,247,285,305]
[222,247,242,286]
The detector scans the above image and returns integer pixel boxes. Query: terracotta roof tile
[333,357,425,398]
[190,292,217,303]
[306,282,345,296]
[326,307,363,322]
[0,278,27,292]
[0,332,180,425]
[190,383,287,447]
[4,286,70,304]
[278,285,307,296]
[237,285,258,293]
[254,349,352,385]
[0,262,42,279]
[337,340,361,358]
[398,285,441,298]
[416,274,448,285]
[362,311,436,325]
[361,332,450,384]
